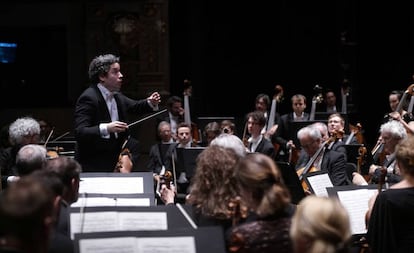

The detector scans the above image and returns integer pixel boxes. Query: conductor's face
[102,62,123,92]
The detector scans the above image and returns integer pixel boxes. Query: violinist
[74,54,161,173]
[366,135,414,253]
[295,124,349,186]
[245,111,277,160]
[368,120,406,185]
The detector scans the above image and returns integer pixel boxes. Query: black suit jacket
[74,85,154,172]
[273,112,310,151]
[295,148,348,186]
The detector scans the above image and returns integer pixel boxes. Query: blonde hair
[290,196,351,253]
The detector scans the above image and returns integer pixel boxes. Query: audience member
[15,144,48,177]
[0,174,60,253]
[227,152,294,253]
[290,196,352,253]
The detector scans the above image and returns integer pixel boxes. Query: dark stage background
[1,1,414,150]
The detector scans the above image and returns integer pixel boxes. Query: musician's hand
[160,184,176,205]
[352,172,368,185]
[107,121,128,133]
[147,92,161,106]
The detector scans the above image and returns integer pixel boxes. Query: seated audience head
[290,196,351,253]
[235,152,291,217]
[15,144,48,176]
[0,175,59,253]
[186,145,240,219]
[210,133,247,158]
[45,156,82,205]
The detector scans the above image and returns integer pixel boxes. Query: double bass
[265,84,284,152]
[183,79,201,144]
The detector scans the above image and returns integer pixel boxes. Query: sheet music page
[119,212,168,230]
[337,189,377,234]
[71,197,150,207]
[79,177,144,194]
[70,212,118,239]
[79,237,137,253]
[307,173,333,197]
[136,237,196,253]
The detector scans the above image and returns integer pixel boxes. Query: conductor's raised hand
[147,92,161,107]
[107,121,128,133]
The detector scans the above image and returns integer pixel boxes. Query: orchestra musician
[368,120,407,185]
[74,54,161,173]
[272,94,309,163]
[245,111,276,160]
[366,135,414,253]
[295,125,349,187]
[156,95,184,141]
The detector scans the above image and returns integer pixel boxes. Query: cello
[296,130,342,193]
[265,84,284,153]
[183,79,201,144]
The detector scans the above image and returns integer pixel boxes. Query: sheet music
[79,177,144,194]
[71,197,150,207]
[137,237,196,253]
[70,211,168,240]
[337,189,377,234]
[78,236,196,253]
[307,173,333,197]
[79,237,137,253]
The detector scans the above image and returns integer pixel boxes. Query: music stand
[74,226,227,253]
[175,147,205,179]
[276,162,305,204]
[344,144,364,164]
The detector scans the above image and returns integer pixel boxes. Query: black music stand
[74,226,227,253]
[175,147,205,179]
[277,162,305,204]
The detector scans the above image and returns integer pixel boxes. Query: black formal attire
[295,148,349,186]
[147,142,176,174]
[0,145,19,189]
[367,187,414,253]
[74,85,155,172]
[272,112,310,159]
[48,201,73,253]
[227,205,296,253]
[248,136,276,160]
[370,153,401,185]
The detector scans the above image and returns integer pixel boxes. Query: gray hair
[297,125,322,141]
[16,144,47,176]
[380,120,407,140]
[88,54,120,83]
[210,133,247,158]
[9,117,40,146]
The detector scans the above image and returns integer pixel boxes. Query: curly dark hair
[186,145,240,219]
